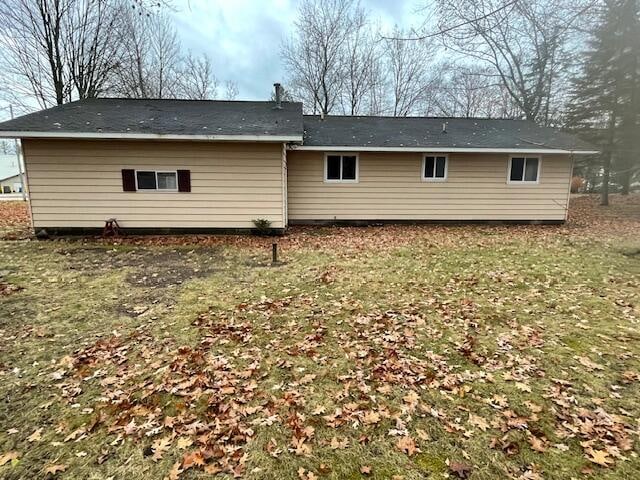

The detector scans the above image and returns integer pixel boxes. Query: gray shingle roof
[0,98,303,139]
[302,115,596,152]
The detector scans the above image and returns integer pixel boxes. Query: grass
[0,195,639,479]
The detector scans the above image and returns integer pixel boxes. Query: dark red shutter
[122,169,136,191]
[177,170,191,192]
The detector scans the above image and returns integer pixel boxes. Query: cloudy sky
[170,0,423,100]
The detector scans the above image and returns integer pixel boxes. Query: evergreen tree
[568,0,640,205]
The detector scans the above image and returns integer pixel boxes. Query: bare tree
[429,63,518,117]
[433,0,596,124]
[339,8,382,114]
[147,13,181,98]
[177,52,218,99]
[111,6,152,97]
[384,28,437,116]
[224,81,239,100]
[65,0,125,99]
[0,0,73,108]
[281,0,358,114]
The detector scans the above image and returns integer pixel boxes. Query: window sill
[422,178,447,183]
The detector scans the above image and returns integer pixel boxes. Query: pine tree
[567,0,640,205]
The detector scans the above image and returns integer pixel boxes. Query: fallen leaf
[468,413,489,431]
[152,436,172,462]
[363,411,381,425]
[578,356,605,371]
[176,437,192,450]
[181,451,205,470]
[449,461,472,479]
[587,449,613,467]
[515,382,532,393]
[529,436,547,453]
[27,428,43,443]
[166,461,182,480]
[396,436,417,456]
[360,465,372,474]
[330,436,349,450]
[44,464,67,476]
[0,451,19,466]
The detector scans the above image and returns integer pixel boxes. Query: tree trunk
[601,152,611,206]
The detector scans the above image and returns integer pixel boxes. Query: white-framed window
[324,153,358,183]
[508,156,541,184]
[422,155,448,181]
[135,170,178,191]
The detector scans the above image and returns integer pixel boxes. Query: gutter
[0,131,304,143]
[287,145,599,155]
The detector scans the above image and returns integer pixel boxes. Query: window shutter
[177,170,191,192]
[122,169,136,191]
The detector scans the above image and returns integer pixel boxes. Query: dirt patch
[0,281,23,296]
[56,246,222,287]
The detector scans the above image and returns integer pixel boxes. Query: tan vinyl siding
[287,151,572,221]
[23,139,285,229]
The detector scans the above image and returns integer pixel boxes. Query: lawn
[0,195,639,480]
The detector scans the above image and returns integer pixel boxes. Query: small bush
[252,218,272,235]
[571,176,586,193]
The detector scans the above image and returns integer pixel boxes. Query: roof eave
[288,145,599,155]
[0,131,303,143]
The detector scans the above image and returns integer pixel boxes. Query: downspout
[282,142,288,229]
[565,151,575,222]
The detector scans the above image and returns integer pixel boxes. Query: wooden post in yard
[272,243,278,265]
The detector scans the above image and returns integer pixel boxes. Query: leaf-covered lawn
[0,195,639,480]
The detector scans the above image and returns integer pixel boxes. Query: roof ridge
[76,97,302,105]
[303,114,528,121]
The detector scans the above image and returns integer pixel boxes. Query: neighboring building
[0,88,597,234]
[0,154,23,195]
[0,174,23,194]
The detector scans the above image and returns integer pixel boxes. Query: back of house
[0,88,596,234]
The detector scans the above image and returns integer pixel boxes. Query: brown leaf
[468,413,489,431]
[396,436,418,456]
[449,461,472,479]
[27,428,43,443]
[176,437,192,450]
[587,449,613,467]
[363,411,381,425]
[330,436,349,450]
[181,451,205,470]
[577,356,605,371]
[44,464,67,476]
[529,435,547,453]
[166,461,182,480]
[152,436,172,462]
[0,451,19,466]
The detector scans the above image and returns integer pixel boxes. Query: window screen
[157,172,177,190]
[524,158,539,181]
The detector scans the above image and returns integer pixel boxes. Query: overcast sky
[170,0,422,100]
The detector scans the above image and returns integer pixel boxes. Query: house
[0,154,23,195]
[0,85,597,234]
[0,174,23,194]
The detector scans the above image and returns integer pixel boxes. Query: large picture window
[325,154,358,182]
[509,157,540,183]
